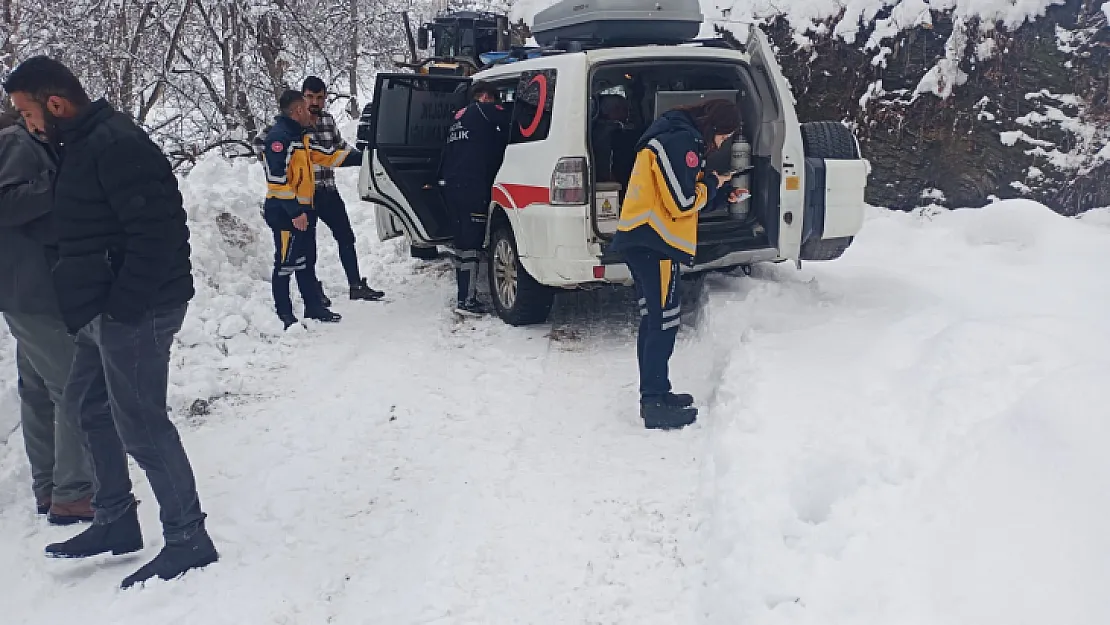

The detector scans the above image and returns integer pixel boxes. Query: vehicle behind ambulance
[358,0,870,326]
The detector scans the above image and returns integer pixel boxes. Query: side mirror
[417,26,429,50]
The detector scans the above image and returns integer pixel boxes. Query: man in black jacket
[0,112,94,525]
[4,56,217,589]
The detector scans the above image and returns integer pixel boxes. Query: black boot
[641,398,698,430]
[350,278,384,301]
[121,525,218,589]
[304,307,342,323]
[279,313,299,330]
[454,299,490,317]
[45,501,143,559]
[664,392,695,408]
[317,281,332,308]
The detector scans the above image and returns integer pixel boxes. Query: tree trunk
[347,0,359,118]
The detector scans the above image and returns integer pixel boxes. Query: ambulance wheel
[488,224,554,326]
[800,236,854,261]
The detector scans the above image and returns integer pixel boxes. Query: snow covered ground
[1,159,1109,624]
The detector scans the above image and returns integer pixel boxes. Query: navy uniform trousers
[264,207,324,318]
[444,183,488,304]
[623,246,682,400]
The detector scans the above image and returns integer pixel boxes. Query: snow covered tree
[0,0,425,167]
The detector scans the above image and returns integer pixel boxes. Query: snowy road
[1,161,1109,624]
[0,256,715,624]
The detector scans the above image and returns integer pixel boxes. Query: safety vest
[611,111,717,264]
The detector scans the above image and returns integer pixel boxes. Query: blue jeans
[65,304,207,543]
[624,247,682,399]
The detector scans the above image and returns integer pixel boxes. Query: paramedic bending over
[609,99,742,431]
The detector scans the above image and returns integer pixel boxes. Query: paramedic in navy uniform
[439,82,512,317]
[610,99,742,431]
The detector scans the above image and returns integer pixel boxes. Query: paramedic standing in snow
[610,99,742,431]
[253,76,384,305]
[261,90,363,329]
[439,82,512,317]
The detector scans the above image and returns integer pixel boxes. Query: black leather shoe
[46,501,143,559]
[663,392,695,408]
[350,278,384,301]
[121,525,218,589]
[304,308,342,323]
[641,399,698,431]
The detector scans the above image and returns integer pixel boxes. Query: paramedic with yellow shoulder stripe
[610,99,741,431]
[262,90,362,329]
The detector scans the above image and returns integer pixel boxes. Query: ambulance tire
[800,121,859,262]
[488,223,555,326]
[800,236,853,261]
[800,121,860,159]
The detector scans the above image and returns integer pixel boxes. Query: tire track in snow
[303,274,711,623]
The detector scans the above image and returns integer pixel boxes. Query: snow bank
[699,199,1110,625]
[1,150,1108,622]
[1078,206,1110,227]
[0,155,328,421]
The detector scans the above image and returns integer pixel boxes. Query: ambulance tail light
[551,157,588,205]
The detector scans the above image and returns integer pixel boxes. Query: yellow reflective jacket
[611,111,718,264]
[261,115,360,218]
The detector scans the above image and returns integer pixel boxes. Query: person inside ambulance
[439,81,513,317]
[610,99,743,430]
[261,90,362,329]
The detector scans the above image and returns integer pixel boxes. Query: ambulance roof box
[531,0,704,47]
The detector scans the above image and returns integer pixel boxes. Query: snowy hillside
[511,0,1110,211]
[1,153,1109,623]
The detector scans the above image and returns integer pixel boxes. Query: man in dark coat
[4,56,217,589]
[0,112,94,525]
[439,81,512,316]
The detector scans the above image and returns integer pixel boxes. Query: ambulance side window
[509,68,557,144]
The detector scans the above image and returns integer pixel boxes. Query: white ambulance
[358,0,870,325]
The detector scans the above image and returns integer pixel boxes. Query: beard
[42,107,63,147]
[308,105,323,116]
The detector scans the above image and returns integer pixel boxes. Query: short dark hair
[279,90,304,115]
[2,56,90,106]
[471,82,500,102]
[675,98,741,144]
[302,76,327,94]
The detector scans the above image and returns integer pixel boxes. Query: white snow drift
[1,156,1108,624]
